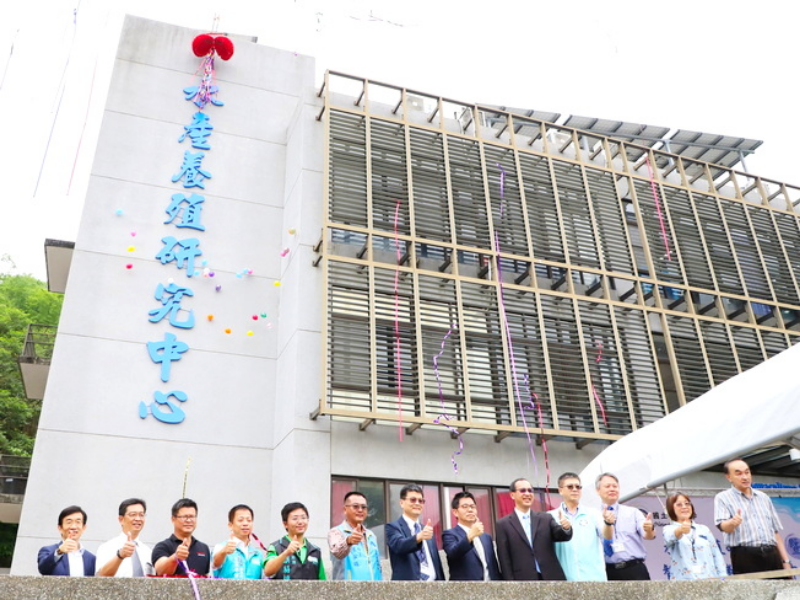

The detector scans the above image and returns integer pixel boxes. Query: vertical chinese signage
[139,34,234,424]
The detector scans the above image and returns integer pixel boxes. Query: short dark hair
[509,478,531,492]
[343,491,366,505]
[723,458,747,475]
[595,472,619,489]
[281,502,308,523]
[58,505,87,527]
[451,491,476,510]
[399,484,423,500]
[557,472,580,487]
[228,504,253,523]
[118,498,147,517]
[666,493,696,521]
[171,498,198,517]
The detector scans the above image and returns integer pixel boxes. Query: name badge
[611,541,625,553]
[308,556,319,564]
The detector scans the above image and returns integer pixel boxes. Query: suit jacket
[385,517,445,581]
[495,510,571,581]
[442,525,501,581]
[38,542,96,576]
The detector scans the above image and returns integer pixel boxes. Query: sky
[2,0,798,281]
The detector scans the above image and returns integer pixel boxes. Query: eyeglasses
[562,484,582,490]
[514,487,534,494]
[125,512,146,519]
[458,504,478,511]
[404,497,426,505]
[674,502,692,508]
[175,515,196,521]
[345,504,368,511]
[288,515,309,522]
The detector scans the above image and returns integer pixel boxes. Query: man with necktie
[596,472,655,580]
[96,498,153,576]
[385,484,445,581]
[442,491,500,581]
[495,478,572,580]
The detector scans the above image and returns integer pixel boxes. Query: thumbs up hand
[419,519,434,541]
[558,510,571,530]
[224,535,237,555]
[286,533,303,555]
[468,520,484,541]
[642,513,654,533]
[119,532,136,558]
[175,537,190,561]
[730,508,743,529]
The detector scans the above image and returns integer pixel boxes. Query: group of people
[37,458,792,581]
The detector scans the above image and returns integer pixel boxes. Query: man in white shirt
[95,498,153,577]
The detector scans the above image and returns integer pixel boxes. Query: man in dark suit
[385,484,445,581]
[495,478,572,580]
[38,505,96,576]
[442,491,500,581]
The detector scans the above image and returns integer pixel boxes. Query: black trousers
[730,545,786,578]
[605,559,651,581]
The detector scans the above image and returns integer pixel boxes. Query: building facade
[13,15,799,575]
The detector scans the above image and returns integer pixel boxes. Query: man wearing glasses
[264,502,326,579]
[548,473,612,581]
[328,491,382,580]
[95,498,153,577]
[442,491,501,581]
[385,484,445,581]
[496,478,572,580]
[152,498,211,576]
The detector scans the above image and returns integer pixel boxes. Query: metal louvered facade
[316,71,800,444]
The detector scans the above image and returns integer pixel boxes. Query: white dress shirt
[95,532,153,576]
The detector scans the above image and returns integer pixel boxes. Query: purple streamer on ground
[180,560,202,600]
[432,325,463,473]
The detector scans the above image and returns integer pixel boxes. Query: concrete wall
[0,576,797,600]
[13,15,326,574]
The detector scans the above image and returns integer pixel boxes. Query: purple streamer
[432,324,464,473]
[180,560,202,600]
[493,163,547,482]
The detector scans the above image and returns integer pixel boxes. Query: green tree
[0,269,63,456]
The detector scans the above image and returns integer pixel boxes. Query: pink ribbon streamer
[521,375,552,506]
[590,341,609,427]
[644,156,672,261]
[393,199,404,442]
[518,375,541,481]
[432,324,464,473]
[197,55,216,109]
[180,560,203,600]
[492,164,545,479]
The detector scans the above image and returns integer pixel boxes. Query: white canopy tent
[580,342,800,504]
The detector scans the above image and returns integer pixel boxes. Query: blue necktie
[413,522,430,580]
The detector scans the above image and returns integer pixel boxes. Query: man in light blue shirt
[212,504,266,579]
[328,491,382,580]
[597,472,655,580]
[549,472,611,581]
